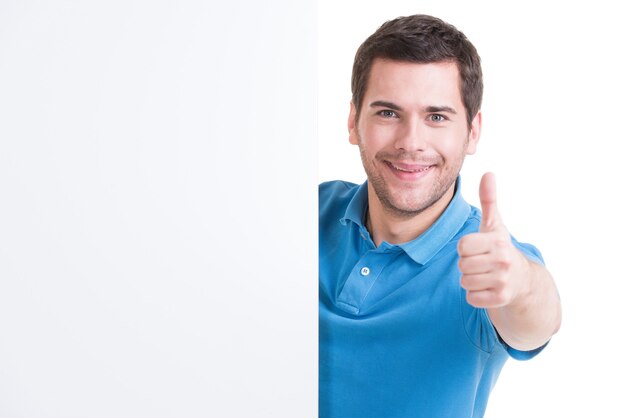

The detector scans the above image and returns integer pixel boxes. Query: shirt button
[360,267,370,276]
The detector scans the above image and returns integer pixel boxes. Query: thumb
[479,172,501,232]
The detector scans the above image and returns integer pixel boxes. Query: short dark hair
[351,14,483,127]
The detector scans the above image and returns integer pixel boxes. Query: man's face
[349,59,481,218]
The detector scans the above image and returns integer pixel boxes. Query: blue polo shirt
[319,179,545,418]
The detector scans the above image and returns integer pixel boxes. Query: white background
[2,1,624,417]
[319,1,626,417]
[0,1,317,417]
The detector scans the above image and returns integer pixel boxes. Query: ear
[348,101,359,145]
[465,110,482,155]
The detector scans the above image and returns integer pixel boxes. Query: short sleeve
[462,235,549,360]
[512,236,544,266]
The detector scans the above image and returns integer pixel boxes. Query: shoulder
[319,180,358,211]
[318,180,361,231]
[450,204,481,241]
[319,180,358,200]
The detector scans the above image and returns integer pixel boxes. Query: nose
[394,116,427,152]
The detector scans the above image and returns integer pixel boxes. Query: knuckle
[460,274,473,289]
[491,286,512,306]
[465,291,477,306]
[492,294,506,307]
[496,258,511,270]
[457,238,468,254]
[460,275,467,288]
[494,236,509,248]
[495,252,512,270]
[498,290,512,306]
[493,272,508,288]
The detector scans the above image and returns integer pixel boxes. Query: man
[319,14,561,418]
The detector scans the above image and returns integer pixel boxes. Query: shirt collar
[340,177,471,265]
[339,180,369,228]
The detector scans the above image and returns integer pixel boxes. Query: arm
[485,254,561,351]
[457,173,562,351]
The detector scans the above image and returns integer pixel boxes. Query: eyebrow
[370,100,403,111]
[425,105,457,114]
[369,101,457,114]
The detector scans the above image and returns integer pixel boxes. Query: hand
[457,173,531,309]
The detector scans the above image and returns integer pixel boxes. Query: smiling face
[349,59,481,219]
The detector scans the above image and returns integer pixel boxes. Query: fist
[457,173,530,309]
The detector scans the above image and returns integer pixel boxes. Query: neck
[366,183,455,247]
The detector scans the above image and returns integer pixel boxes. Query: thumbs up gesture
[457,173,531,309]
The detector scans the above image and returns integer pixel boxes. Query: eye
[429,114,447,122]
[378,109,398,118]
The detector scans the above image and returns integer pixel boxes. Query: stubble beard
[357,137,468,220]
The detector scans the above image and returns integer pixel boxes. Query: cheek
[434,129,470,155]
[360,123,397,149]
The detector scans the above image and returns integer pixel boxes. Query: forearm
[488,259,561,351]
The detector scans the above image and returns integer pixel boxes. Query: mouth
[385,161,434,174]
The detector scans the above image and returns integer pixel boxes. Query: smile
[386,162,434,173]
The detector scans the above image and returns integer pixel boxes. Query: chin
[385,182,453,215]
[379,195,434,217]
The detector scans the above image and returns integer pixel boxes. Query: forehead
[364,58,463,108]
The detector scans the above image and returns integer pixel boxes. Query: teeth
[391,164,431,173]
